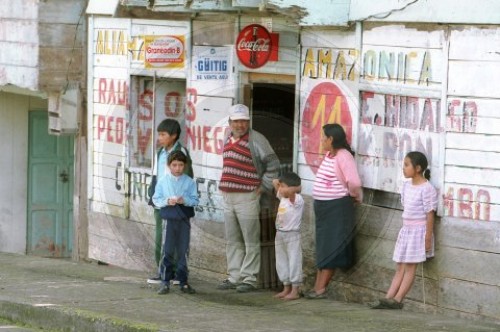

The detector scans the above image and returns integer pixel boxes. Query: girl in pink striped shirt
[370,151,437,309]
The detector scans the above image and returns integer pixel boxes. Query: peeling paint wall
[349,0,500,24]
[0,0,39,90]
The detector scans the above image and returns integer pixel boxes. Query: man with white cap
[217,103,280,293]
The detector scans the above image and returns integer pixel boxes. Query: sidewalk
[0,253,498,332]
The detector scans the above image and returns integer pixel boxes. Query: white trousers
[275,230,303,286]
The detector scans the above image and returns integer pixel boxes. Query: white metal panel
[350,0,500,25]
[93,17,131,30]
[445,165,500,188]
[130,20,189,36]
[267,0,350,26]
[86,0,119,15]
[446,133,500,153]
[449,27,500,61]
[445,150,500,169]
[363,24,444,49]
[301,28,357,49]
[448,61,500,99]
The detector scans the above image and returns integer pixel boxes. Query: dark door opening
[251,83,295,289]
[252,83,295,170]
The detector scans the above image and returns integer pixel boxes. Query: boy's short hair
[168,150,187,165]
[157,119,181,141]
[278,172,301,187]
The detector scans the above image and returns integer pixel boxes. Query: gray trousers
[222,191,261,286]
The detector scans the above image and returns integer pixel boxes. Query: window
[128,76,186,169]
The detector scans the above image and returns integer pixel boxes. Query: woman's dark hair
[168,150,187,165]
[406,151,431,180]
[323,123,354,156]
[157,119,181,142]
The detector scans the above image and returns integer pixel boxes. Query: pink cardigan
[333,149,363,203]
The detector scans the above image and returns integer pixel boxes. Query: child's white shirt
[275,193,304,232]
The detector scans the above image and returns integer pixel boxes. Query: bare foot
[274,289,290,299]
[283,292,301,301]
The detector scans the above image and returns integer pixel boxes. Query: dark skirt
[314,196,355,269]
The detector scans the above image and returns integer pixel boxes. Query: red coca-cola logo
[236,24,273,69]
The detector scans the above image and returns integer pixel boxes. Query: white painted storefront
[87,12,499,320]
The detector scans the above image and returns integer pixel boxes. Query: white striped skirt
[393,219,434,263]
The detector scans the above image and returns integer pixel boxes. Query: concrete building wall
[0,93,48,254]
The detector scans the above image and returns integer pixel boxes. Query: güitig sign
[144,35,185,69]
[236,24,272,69]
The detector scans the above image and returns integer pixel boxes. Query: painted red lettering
[203,126,211,153]
[97,115,106,139]
[165,92,181,117]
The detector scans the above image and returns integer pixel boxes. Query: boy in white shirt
[272,172,304,300]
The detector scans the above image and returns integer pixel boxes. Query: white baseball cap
[228,104,250,121]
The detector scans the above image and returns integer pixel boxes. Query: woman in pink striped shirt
[370,151,437,309]
[305,124,362,299]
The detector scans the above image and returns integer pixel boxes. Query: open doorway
[250,83,295,289]
[251,83,295,171]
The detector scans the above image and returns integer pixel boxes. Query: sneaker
[236,283,256,293]
[147,276,162,284]
[172,279,180,285]
[157,285,170,295]
[180,284,196,294]
[217,279,238,290]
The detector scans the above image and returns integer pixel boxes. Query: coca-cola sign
[236,24,273,69]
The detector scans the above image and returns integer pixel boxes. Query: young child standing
[272,172,304,301]
[370,151,437,309]
[147,119,193,284]
[152,150,199,295]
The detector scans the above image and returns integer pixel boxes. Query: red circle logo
[301,82,353,173]
[236,24,272,69]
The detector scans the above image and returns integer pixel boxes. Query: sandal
[304,290,327,299]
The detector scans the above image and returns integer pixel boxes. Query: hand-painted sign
[236,24,272,69]
[301,81,353,172]
[144,35,185,69]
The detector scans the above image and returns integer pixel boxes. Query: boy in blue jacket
[152,150,199,294]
